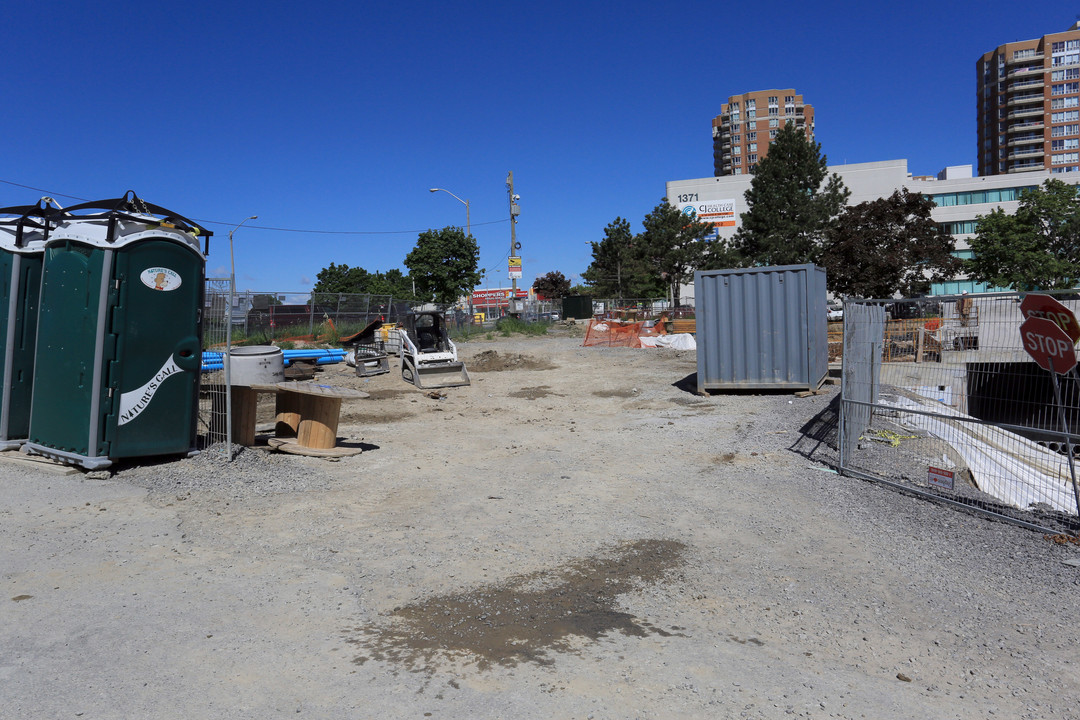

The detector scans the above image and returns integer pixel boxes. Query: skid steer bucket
[402,355,471,389]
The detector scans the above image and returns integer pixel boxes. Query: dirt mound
[467,350,555,372]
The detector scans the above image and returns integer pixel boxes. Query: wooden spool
[230,386,258,446]
[275,391,302,438]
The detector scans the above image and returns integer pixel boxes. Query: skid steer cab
[399,311,471,389]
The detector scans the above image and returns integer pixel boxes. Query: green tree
[637,200,713,306]
[966,179,1080,291]
[532,271,571,300]
[581,217,661,298]
[820,189,962,298]
[311,263,415,299]
[404,226,483,304]
[733,123,850,266]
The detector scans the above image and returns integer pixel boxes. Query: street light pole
[225,215,257,459]
[428,187,470,238]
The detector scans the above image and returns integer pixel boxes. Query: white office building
[666,159,1078,295]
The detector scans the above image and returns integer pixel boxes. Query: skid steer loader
[398,311,470,389]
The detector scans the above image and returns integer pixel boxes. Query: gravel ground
[3,328,1080,719]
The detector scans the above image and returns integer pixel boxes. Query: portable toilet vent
[0,199,61,450]
[24,193,212,469]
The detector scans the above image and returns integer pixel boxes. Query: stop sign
[1020,293,1080,345]
[1021,316,1078,373]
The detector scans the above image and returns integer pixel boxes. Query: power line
[0,178,509,236]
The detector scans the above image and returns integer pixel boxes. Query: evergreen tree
[637,200,713,306]
[582,217,660,298]
[733,123,849,266]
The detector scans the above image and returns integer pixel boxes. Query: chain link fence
[839,292,1080,535]
[199,278,231,452]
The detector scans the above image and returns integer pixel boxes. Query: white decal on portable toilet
[117,356,184,425]
[140,267,182,291]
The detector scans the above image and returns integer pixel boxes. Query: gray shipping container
[695,264,827,392]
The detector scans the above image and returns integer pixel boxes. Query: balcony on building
[1008,64,1047,78]
[1007,92,1046,107]
[1008,146,1045,159]
[1008,159,1047,172]
[1006,119,1045,133]
[1005,52,1044,66]
[1008,133,1046,146]
[1008,106,1046,119]
[1007,78,1046,93]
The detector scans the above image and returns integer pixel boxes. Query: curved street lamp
[428,187,470,238]
[225,215,257,458]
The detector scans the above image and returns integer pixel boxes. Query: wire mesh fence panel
[199,278,232,453]
[839,292,1080,535]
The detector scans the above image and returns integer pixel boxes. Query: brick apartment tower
[712,90,815,176]
[978,22,1080,176]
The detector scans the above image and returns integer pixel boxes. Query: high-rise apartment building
[977,22,1080,176]
[711,89,814,176]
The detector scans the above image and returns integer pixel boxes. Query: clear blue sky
[3,1,1075,294]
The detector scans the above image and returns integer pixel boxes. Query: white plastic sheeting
[638,334,697,350]
[884,393,1077,515]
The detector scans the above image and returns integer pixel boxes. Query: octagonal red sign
[1020,316,1077,374]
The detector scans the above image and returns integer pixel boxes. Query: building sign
[471,288,528,308]
[681,199,736,240]
[509,256,522,279]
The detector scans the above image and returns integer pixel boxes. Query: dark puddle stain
[592,389,638,399]
[508,386,561,400]
[345,538,687,673]
[729,634,765,646]
[11,594,32,602]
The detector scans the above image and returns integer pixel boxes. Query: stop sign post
[1020,316,1078,374]
[1018,304,1080,521]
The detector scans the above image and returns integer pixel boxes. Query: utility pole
[507,171,522,316]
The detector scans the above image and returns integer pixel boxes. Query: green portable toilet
[25,194,212,469]
[0,199,60,450]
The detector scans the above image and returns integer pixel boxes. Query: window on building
[1053,110,1080,123]
[931,186,1037,207]
[769,130,777,139]
[746,99,755,109]
[733,168,742,175]
[769,107,778,116]
[1053,139,1066,151]
[733,146,741,155]
[732,134,740,143]
[733,156,741,164]
[941,220,979,236]
[768,96,777,105]
[769,118,778,128]
[1069,40,1080,51]
[748,154,757,164]
[1053,152,1080,165]
[785,95,794,103]
[748,142,757,152]
[1054,41,1066,53]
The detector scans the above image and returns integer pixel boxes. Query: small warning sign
[927,466,955,490]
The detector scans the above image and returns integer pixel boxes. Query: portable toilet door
[25,195,211,469]
[0,200,59,450]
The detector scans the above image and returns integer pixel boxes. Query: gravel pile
[110,442,329,499]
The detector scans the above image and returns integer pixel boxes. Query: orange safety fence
[583,319,650,348]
